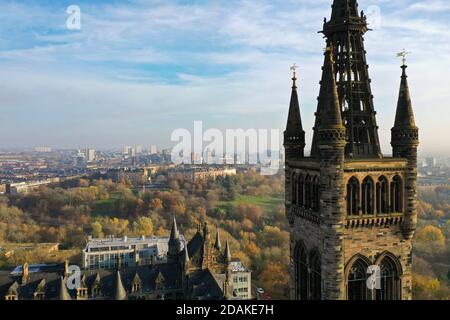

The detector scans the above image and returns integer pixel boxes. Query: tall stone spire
[391,62,419,240]
[315,47,347,300]
[315,0,382,158]
[329,0,360,21]
[393,65,417,131]
[114,271,127,300]
[284,64,306,160]
[312,47,347,148]
[321,48,344,129]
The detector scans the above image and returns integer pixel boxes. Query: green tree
[132,216,153,236]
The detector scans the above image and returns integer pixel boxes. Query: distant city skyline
[0,0,449,156]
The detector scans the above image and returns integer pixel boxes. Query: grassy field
[93,192,121,216]
[219,195,284,214]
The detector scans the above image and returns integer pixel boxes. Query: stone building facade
[284,0,419,300]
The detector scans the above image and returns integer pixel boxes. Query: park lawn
[219,195,284,215]
[93,192,122,216]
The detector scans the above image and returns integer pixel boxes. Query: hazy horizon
[0,0,449,156]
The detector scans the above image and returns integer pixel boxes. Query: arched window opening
[292,174,297,205]
[346,177,359,215]
[376,176,389,214]
[294,242,308,300]
[309,251,321,300]
[347,258,370,300]
[362,177,374,215]
[376,255,401,300]
[312,177,320,212]
[391,176,403,213]
[305,176,311,209]
[298,175,304,207]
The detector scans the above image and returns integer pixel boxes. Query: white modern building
[82,235,186,270]
[230,261,252,299]
[85,148,96,162]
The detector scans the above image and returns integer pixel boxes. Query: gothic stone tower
[284,0,419,300]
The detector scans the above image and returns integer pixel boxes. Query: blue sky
[0,0,449,155]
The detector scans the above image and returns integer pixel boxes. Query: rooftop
[85,235,186,251]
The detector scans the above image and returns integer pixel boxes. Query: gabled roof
[188,269,224,300]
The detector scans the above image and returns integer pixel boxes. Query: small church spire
[170,215,180,241]
[183,243,190,272]
[214,228,221,250]
[168,215,182,261]
[114,270,127,300]
[224,240,231,263]
[58,276,71,300]
[283,63,306,160]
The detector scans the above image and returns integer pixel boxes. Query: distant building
[149,145,158,155]
[168,165,236,182]
[34,147,52,153]
[123,146,132,155]
[230,261,251,299]
[135,146,143,154]
[82,235,187,269]
[106,167,149,185]
[203,149,213,164]
[5,179,59,195]
[85,149,96,162]
[425,157,437,167]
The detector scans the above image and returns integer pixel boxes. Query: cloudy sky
[0,0,449,156]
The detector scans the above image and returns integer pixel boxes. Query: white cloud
[0,0,448,155]
[408,0,450,12]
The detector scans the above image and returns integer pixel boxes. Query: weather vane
[290,63,298,79]
[397,49,411,66]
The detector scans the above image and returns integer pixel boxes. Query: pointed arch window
[376,176,389,214]
[309,250,321,300]
[347,258,370,300]
[312,177,320,212]
[346,177,359,215]
[294,242,308,300]
[298,175,304,207]
[292,174,298,205]
[362,177,374,215]
[305,176,312,209]
[132,282,141,293]
[91,285,100,297]
[376,255,401,300]
[391,176,403,213]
